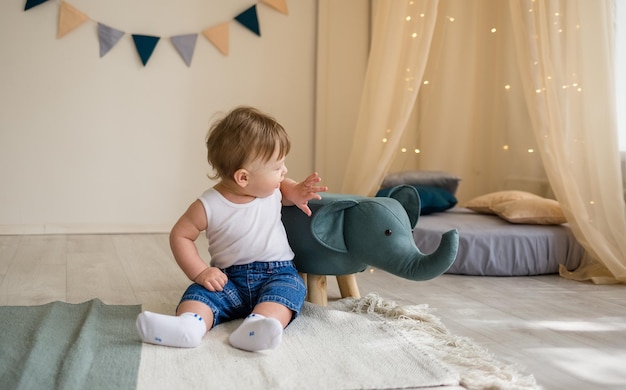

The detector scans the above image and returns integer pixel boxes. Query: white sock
[229,313,283,352]
[136,311,206,348]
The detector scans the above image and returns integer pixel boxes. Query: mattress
[413,207,585,276]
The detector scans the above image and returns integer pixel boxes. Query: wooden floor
[1,233,625,390]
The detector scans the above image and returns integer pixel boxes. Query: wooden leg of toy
[336,274,360,299]
[306,274,328,306]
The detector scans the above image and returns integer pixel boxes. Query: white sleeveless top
[198,187,294,269]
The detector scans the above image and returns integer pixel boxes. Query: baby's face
[244,147,288,198]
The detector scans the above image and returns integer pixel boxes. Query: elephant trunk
[369,229,459,281]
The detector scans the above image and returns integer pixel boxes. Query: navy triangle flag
[24,0,50,11]
[235,5,261,37]
[98,23,125,58]
[170,34,198,67]
[132,34,160,66]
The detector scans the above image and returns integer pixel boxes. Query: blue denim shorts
[179,260,306,328]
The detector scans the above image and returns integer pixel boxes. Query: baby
[136,106,326,351]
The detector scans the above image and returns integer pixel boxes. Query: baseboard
[0,224,171,235]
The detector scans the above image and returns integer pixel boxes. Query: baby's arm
[170,200,227,292]
[280,172,328,216]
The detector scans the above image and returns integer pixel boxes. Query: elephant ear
[311,199,358,253]
[384,185,421,228]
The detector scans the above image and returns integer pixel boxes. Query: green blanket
[0,299,142,390]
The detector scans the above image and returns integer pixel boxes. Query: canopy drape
[510,0,626,283]
[341,0,626,283]
[340,0,439,196]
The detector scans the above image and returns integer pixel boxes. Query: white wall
[315,0,370,192]
[0,0,318,234]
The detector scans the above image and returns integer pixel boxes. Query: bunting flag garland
[260,0,288,15]
[202,22,230,56]
[235,5,261,37]
[97,23,124,58]
[57,1,88,39]
[170,34,198,67]
[132,35,160,66]
[23,0,288,68]
[24,0,49,11]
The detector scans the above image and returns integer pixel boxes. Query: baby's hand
[290,172,328,216]
[194,267,228,292]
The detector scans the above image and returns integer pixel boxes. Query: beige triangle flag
[202,22,229,56]
[57,1,89,39]
[260,0,288,15]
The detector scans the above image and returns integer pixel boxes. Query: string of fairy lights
[387,1,582,161]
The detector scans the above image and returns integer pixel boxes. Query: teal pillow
[381,171,461,195]
[376,185,457,215]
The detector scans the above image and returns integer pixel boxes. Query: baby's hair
[206,106,291,180]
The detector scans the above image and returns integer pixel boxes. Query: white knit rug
[137,294,539,390]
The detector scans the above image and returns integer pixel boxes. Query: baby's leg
[229,302,291,352]
[136,300,213,348]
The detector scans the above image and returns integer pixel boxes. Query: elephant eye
[384,229,392,236]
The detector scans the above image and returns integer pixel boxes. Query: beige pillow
[491,198,566,225]
[464,191,543,214]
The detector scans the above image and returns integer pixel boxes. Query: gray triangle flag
[98,23,125,58]
[170,34,198,67]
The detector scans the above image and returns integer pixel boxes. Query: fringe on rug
[341,293,542,390]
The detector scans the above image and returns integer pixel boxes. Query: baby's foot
[229,313,283,352]
[136,311,206,348]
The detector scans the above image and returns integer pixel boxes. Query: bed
[413,207,584,276]
[379,171,586,276]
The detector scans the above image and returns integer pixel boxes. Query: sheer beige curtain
[340,0,439,196]
[341,0,626,283]
[407,0,549,202]
[510,0,626,283]
[342,0,549,203]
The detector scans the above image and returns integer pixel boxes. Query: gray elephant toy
[281,185,459,294]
